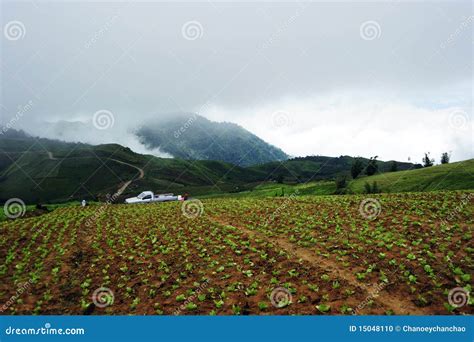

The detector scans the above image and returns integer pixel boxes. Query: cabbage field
[0,192,472,315]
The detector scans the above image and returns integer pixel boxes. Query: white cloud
[2,1,472,164]
[204,91,472,163]
[19,117,172,158]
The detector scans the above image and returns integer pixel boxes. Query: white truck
[125,191,183,204]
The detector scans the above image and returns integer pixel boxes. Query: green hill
[0,131,262,203]
[348,159,474,193]
[255,159,474,197]
[204,160,474,199]
[250,155,416,183]
[2,130,471,204]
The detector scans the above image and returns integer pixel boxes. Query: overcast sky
[1,0,472,163]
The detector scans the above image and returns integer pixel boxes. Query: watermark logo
[4,21,26,41]
[84,192,122,228]
[259,4,305,52]
[181,199,204,219]
[440,15,473,50]
[0,279,34,313]
[270,287,292,308]
[5,322,85,335]
[441,193,473,226]
[448,109,469,130]
[359,198,381,220]
[271,110,292,128]
[360,20,381,41]
[0,100,35,136]
[3,198,26,219]
[173,280,209,315]
[448,287,469,308]
[92,287,114,308]
[92,110,115,130]
[266,190,299,224]
[355,282,388,314]
[174,113,197,139]
[182,21,203,41]
[84,13,119,49]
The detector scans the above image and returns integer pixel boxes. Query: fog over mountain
[1,1,472,163]
[136,113,288,166]
[16,117,173,158]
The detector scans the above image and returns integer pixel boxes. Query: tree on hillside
[441,152,450,164]
[334,175,347,194]
[422,153,434,167]
[351,158,364,179]
[389,161,398,172]
[366,156,379,176]
[364,181,380,194]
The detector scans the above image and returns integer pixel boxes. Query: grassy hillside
[0,132,262,203]
[250,155,416,183]
[1,130,471,204]
[203,160,474,199]
[0,146,140,203]
[349,159,474,193]
[200,181,336,199]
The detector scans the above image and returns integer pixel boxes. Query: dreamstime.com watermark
[173,280,210,315]
[271,110,292,129]
[4,20,26,41]
[181,199,204,219]
[448,109,470,130]
[448,287,470,308]
[173,101,213,139]
[354,281,388,314]
[0,100,36,135]
[3,198,26,219]
[440,15,473,50]
[259,3,306,52]
[359,20,381,41]
[84,192,121,227]
[441,192,473,226]
[84,12,120,49]
[5,323,85,336]
[92,109,115,130]
[266,190,299,225]
[359,198,382,220]
[270,287,292,308]
[181,20,203,41]
[92,287,114,308]
[174,113,198,139]
[0,278,34,313]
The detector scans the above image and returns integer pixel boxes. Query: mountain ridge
[0,129,442,204]
[135,113,289,166]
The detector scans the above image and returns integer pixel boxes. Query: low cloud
[204,90,472,163]
[1,1,471,163]
[18,116,172,158]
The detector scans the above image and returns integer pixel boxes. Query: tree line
[335,152,452,194]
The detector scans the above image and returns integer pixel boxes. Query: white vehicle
[125,191,182,204]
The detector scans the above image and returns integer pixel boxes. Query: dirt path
[44,152,143,196]
[209,216,431,315]
[108,158,145,196]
